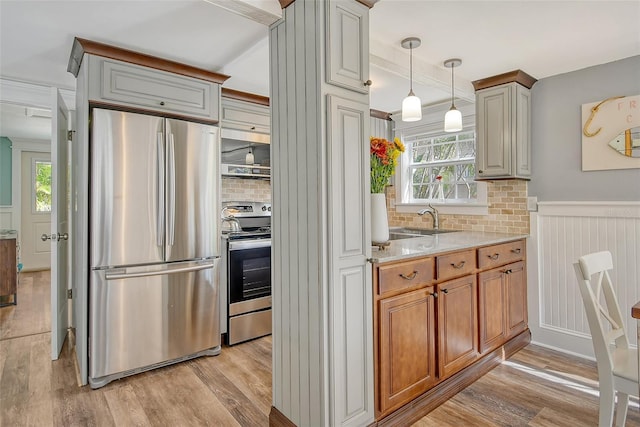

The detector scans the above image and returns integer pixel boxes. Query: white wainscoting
[528,201,640,359]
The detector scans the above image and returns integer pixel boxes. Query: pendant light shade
[444,58,462,132]
[245,148,254,165]
[401,37,422,122]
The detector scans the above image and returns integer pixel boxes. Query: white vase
[371,193,389,243]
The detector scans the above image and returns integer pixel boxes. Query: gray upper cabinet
[220,97,270,134]
[474,71,536,180]
[326,0,370,94]
[87,55,219,121]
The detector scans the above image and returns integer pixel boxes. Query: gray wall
[528,55,640,201]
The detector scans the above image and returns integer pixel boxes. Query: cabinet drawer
[221,98,270,134]
[377,257,434,296]
[437,250,476,281]
[89,56,218,121]
[478,240,524,270]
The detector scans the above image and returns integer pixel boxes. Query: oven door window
[229,246,271,304]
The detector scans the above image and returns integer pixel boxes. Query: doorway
[20,151,51,271]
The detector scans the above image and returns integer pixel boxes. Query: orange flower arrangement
[370,136,405,193]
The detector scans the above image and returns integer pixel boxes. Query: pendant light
[444,58,462,132]
[401,37,422,122]
[245,147,254,165]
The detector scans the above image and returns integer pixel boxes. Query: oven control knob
[262,206,267,211]
[268,206,271,211]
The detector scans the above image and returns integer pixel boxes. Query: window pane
[35,161,52,212]
[458,140,475,159]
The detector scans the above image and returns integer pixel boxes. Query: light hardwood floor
[1,272,638,426]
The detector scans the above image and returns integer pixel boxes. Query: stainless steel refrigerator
[89,108,220,389]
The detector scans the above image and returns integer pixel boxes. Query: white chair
[574,251,639,427]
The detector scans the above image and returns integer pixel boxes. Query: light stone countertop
[0,230,18,240]
[370,230,529,264]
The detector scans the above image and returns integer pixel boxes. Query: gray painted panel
[529,56,640,201]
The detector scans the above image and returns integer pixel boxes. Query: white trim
[529,339,596,363]
[537,201,640,218]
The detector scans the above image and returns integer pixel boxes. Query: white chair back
[574,250,638,427]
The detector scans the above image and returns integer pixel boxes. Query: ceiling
[0,0,638,140]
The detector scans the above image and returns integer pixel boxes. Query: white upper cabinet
[474,71,536,180]
[87,56,219,121]
[326,0,370,94]
[220,97,270,135]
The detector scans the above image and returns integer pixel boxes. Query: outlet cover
[527,196,538,211]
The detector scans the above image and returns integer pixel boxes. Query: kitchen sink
[388,228,457,240]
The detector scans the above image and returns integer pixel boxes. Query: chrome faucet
[417,204,439,230]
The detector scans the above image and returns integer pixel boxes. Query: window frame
[392,101,488,216]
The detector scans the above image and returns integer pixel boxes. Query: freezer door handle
[156,132,165,247]
[167,132,176,246]
[104,261,215,281]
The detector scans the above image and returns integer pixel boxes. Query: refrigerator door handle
[104,261,215,281]
[156,132,165,247]
[168,132,176,246]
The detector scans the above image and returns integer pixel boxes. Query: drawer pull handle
[511,248,521,254]
[441,288,449,294]
[488,253,500,260]
[399,271,418,280]
[504,269,513,275]
[451,261,466,269]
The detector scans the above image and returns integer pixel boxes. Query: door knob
[41,232,69,241]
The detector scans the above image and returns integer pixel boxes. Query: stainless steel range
[220,201,272,345]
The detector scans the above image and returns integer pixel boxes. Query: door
[506,261,527,338]
[51,88,70,360]
[20,151,51,271]
[164,119,219,262]
[90,109,165,268]
[378,287,437,416]
[437,275,479,379]
[478,267,507,353]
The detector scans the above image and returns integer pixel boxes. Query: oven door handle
[229,239,271,251]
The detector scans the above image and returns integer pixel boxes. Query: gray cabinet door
[221,98,270,134]
[514,85,532,177]
[326,0,370,94]
[476,85,511,178]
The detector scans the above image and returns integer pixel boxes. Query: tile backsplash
[386,180,529,235]
[221,177,271,203]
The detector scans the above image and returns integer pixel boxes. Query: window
[404,130,477,203]
[33,160,52,213]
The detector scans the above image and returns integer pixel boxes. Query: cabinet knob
[488,253,500,260]
[504,269,512,275]
[478,169,484,174]
[159,101,165,106]
[430,291,438,298]
[441,288,449,294]
[251,126,256,130]
[363,79,372,87]
[511,248,521,254]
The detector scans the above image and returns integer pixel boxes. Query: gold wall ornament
[582,95,624,137]
[581,94,640,171]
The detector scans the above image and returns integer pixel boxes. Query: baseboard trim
[373,329,531,426]
[269,406,297,427]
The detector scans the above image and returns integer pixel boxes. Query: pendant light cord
[409,42,414,94]
[450,63,455,108]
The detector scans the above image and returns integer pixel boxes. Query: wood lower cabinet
[374,238,528,421]
[437,275,479,378]
[378,287,437,414]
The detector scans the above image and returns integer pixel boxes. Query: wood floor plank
[102,384,152,426]
[189,358,268,426]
